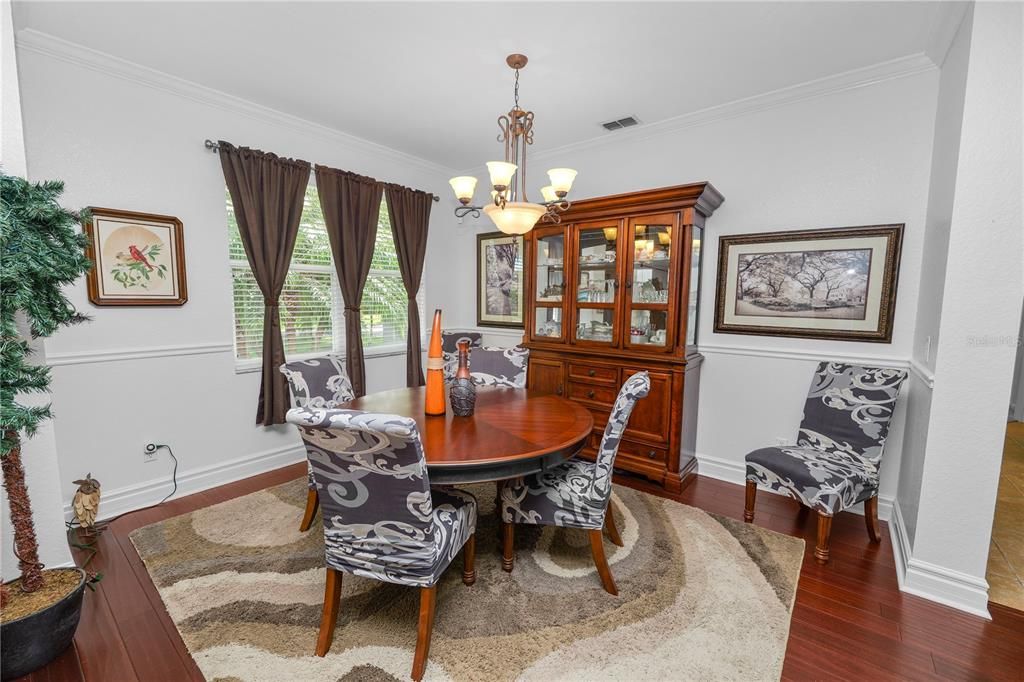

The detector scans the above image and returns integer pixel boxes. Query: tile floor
[987,420,1024,610]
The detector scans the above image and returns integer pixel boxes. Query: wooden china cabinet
[522,183,724,492]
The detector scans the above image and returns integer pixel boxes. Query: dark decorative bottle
[449,340,477,417]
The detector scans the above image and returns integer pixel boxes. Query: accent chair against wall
[744,362,908,564]
[285,407,477,681]
[501,371,650,594]
[280,354,355,531]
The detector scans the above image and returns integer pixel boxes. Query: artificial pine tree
[1,174,91,593]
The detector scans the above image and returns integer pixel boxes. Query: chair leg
[502,521,515,572]
[604,499,624,547]
[743,480,756,523]
[815,513,833,565]
[462,533,476,586]
[315,568,343,657]
[588,529,618,595]
[299,489,319,532]
[864,495,882,543]
[411,585,437,681]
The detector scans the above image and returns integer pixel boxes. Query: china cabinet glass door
[572,220,622,346]
[531,226,566,342]
[685,224,703,348]
[623,213,678,351]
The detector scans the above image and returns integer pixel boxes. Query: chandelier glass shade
[450,54,577,235]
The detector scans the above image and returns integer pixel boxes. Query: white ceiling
[13,1,960,170]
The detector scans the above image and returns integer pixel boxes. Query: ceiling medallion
[449,54,577,235]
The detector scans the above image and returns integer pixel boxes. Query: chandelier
[449,54,577,235]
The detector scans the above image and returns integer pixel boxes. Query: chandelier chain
[514,67,520,110]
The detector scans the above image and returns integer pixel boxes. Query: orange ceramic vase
[425,309,446,415]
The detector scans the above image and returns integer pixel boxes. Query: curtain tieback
[264,298,279,307]
[344,305,361,313]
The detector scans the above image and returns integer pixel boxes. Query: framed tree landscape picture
[714,224,903,342]
[477,231,524,328]
[83,207,188,306]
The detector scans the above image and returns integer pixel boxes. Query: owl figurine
[72,473,102,532]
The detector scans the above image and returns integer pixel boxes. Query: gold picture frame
[83,207,188,306]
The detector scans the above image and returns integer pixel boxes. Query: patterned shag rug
[130,478,803,681]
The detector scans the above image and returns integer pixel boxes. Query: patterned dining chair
[286,407,478,681]
[744,362,908,564]
[441,330,483,382]
[280,355,355,531]
[466,346,530,388]
[500,371,650,594]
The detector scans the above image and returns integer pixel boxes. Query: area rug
[130,478,804,681]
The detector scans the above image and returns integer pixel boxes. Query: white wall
[894,2,1023,617]
[444,68,940,514]
[897,7,974,551]
[1,2,75,579]
[15,32,458,521]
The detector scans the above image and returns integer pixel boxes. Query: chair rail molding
[888,499,992,619]
[697,343,935,389]
[47,342,234,367]
[14,28,456,178]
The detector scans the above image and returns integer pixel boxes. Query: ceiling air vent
[601,116,640,131]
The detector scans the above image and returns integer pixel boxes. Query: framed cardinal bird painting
[83,207,188,306]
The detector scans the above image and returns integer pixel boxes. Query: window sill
[234,345,412,374]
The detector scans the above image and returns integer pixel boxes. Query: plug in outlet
[775,437,788,446]
[143,443,159,464]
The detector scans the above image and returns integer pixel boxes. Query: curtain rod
[204,139,439,201]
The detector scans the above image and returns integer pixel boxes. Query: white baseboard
[65,442,306,523]
[694,452,893,520]
[888,500,991,619]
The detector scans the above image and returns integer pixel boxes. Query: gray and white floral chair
[441,330,483,382]
[286,407,478,681]
[464,346,530,388]
[500,371,650,594]
[280,354,355,531]
[744,362,908,564]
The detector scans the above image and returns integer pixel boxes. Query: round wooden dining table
[346,386,594,485]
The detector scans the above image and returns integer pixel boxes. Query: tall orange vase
[425,309,446,416]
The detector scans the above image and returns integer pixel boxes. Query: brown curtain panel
[384,184,433,387]
[219,141,311,425]
[315,165,383,397]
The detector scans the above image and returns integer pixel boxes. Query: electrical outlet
[143,443,159,463]
[776,437,788,446]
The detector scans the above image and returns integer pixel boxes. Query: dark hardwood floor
[16,463,1024,682]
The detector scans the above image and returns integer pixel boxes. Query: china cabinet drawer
[567,381,617,406]
[586,434,667,465]
[618,440,668,463]
[567,362,618,385]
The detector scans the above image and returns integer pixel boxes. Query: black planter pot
[1,568,86,681]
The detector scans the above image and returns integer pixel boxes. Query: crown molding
[14,28,457,178]
[529,53,938,164]
[923,2,970,68]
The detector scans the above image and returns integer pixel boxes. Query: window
[227,185,422,365]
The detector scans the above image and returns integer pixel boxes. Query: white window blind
[227,184,423,365]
